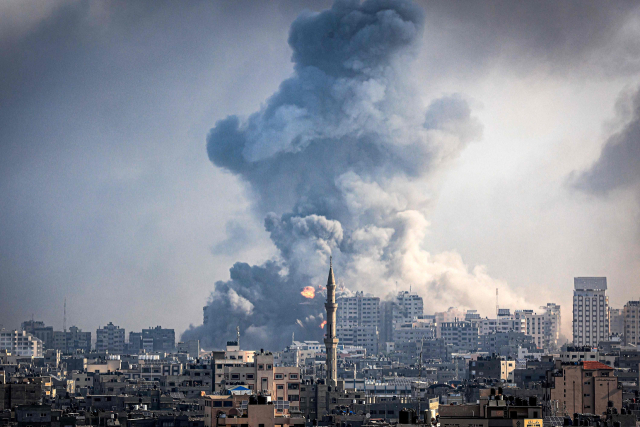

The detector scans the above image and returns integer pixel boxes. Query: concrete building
[20,321,54,349]
[220,351,301,412]
[468,356,516,382]
[478,312,525,337]
[440,320,478,353]
[177,340,200,358]
[549,361,621,415]
[479,331,537,358]
[52,326,91,354]
[336,326,377,354]
[435,307,466,338]
[572,277,609,347]
[129,326,175,353]
[543,303,562,349]
[393,319,436,346]
[623,301,640,345]
[95,322,125,354]
[514,304,561,350]
[393,291,424,325]
[0,330,43,357]
[609,307,624,337]
[324,260,338,386]
[336,291,379,354]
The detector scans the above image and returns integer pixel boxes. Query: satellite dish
[366,413,370,418]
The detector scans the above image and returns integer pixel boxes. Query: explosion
[320,320,327,329]
[183,0,530,351]
[300,286,316,299]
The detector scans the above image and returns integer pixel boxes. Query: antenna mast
[236,325,240,349]
[496,288,499,317]
[63,298,67,332]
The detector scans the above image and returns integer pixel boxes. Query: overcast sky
[1,0,639,341]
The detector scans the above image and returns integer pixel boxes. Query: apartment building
[440,320,478,353]
[96,322,125,354]
[129,326,175,353]
[609,308,624,336]
[221,351,302,412]
[434,307,466,338]
[0,330,44,357]
[623,301,640,345]
[573,277,609,347]
[336,291,380,354]
[393,291,424,324]
[21,321,54,349]
[549,361,621,415]
[512,304,561,350]
[52,326,91,354]
[392,319,436,346]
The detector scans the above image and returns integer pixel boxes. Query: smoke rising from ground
[183,0,531,350]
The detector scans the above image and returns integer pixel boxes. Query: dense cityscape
[3,0,640,427]
[2,272,639,427]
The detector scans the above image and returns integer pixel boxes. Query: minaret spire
[324,257,338,387]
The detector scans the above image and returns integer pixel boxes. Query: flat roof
[574,277,607,290]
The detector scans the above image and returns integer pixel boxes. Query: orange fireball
[320,320,327,329]
[300,286,315,299]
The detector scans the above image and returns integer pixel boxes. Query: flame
[301,286,315,299]
[320,320,327,329]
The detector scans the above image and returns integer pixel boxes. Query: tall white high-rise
[573,277,609,347]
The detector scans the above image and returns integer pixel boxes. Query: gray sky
[1,0,639,341]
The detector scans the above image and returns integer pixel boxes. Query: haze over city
[2,0,640,349]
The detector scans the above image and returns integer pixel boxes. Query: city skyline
[1,0,640,343]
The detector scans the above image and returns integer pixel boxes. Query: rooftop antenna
[496,288,499,318]
[236,325,240,349]
[63,298,67,332]
[292,332,295,345]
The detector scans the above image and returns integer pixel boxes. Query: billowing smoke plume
[183,0,530,350]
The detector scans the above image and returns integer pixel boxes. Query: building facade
[623,301,640,345]
[609,308,624,337]
[336,291,379,354]
[95,322,125,354]
[549,361,621,415]
[572,277,609,347]
[440,320,478,353]
[0,330,43,357]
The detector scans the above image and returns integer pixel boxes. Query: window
[223,401,233,407]
[275,374,284,380]
[290,374,298,379]
[247,374,254,379]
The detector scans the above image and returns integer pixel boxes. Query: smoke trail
[183,0,530,350]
